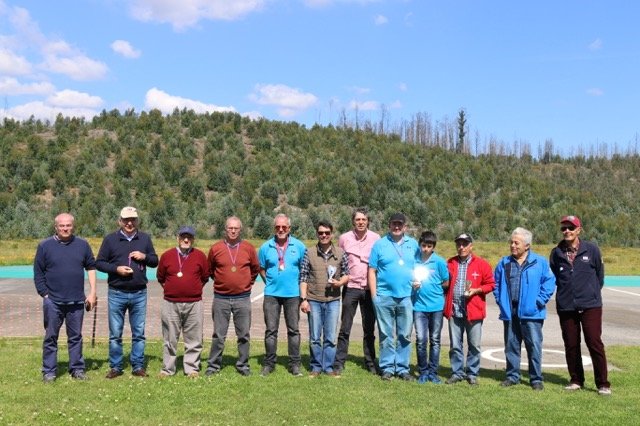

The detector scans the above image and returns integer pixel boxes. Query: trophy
[327,265,337,287]
[464,280,473,297]
[413,265,429,289]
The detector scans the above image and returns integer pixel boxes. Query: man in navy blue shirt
[97,206,158,379]
[34,213,97,383]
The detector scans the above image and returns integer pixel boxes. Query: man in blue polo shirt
[258,213,306,376]
[369,212,420,381]
[34,213,97,383]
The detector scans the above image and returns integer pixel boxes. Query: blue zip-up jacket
[96,230,158,292]
[549,239,604,311]
[493,251,556,320]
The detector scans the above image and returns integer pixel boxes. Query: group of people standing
[33,207,611,396]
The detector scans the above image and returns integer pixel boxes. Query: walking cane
[91,297,98,348]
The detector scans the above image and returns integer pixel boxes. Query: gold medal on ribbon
[177,271,183,278]
[231,266,237,272]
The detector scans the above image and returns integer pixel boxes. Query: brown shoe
[187,372,199,379]
[105,369,123,379]
[327,371,341,378]
[308,371,321,378]
[132,368,148,377]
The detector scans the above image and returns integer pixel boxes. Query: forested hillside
[1,109,639,245]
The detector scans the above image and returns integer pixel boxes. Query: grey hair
[511,227,532,245]
[273,213,291,226]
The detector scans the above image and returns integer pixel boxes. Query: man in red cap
[549,215,611,396]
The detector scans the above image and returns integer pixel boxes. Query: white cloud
[41,54,108,81]
[374,14,388,25]
[130,0,265,30]
[0,47,32,75]
[588,38,603,51]
[249,83,318,117]
[398,82,407,92]
[47,89,103,108]
[111,40,142,59]
[586,88,604,96]
[0,77,54,95]
[348,85,371,95]
[144,87,236,114]
[5,101,100,121]
[389,100,402,109]
[349,99,379,111]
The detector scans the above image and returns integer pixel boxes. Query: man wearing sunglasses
[97,206,158,379]
[443,233,495,386]
[549,215,611,396]
[258,214,307,377]
[299,220,349,377]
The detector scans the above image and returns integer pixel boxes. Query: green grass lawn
[0,338,637,425]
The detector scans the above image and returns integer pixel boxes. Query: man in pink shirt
[333,208,381,376]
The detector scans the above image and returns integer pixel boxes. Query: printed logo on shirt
[581,256,590,262]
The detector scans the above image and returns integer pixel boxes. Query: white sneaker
[564,383,582,391]
[597,387,612,396]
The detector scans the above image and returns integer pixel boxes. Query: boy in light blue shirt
[412,231,450,384]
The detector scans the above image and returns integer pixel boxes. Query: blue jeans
[42,298,85,376]
[448,316,483,379]
[374,295,413,375]
[108,288,147,371]
[263,296,301,368]
[307,299,340,373]
[504,317,544,384]
[414,310,443,377]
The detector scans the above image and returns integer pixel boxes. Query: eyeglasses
[455,241,471,247]
[274,225,289,231]
[317,231,331,236]
[561,226,576,232]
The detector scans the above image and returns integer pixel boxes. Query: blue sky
[1,0,639,155]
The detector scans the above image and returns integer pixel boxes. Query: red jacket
[444,255,495,322]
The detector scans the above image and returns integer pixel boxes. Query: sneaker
[187,372,199,379]
[500,379,518,387]
[398,373,415,382]
[132,368,148,378]
[597,387,612,396]
[308,371,321,379]
[43,374,56,383]
[445,375,464,385]
[417,374,429,384]
[205,369,220,377]
[531,382,544,391]
[290,365,303,377]
[105,368,123,379]
[71,371,87,380]
[564,383,582,391]
[467,376,478,386]
[260,366,274,377]
[381,372,393,381]
[429,375,442,384]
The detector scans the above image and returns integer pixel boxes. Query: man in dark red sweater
[156,226,210,378]
[205,216,260,376]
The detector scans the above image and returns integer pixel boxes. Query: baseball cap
[560,215,582,228]
[177,226,196,237]
[454,233,473,243]
[389,213,407,223]
[120,206,138,219]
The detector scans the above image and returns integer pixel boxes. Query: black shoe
[467,376,478,386]
[445,375,464,385]
[398,373,415,382]
[368,366,379,376]
[290,365,303,377]
[71,371,87,380]
[105,369,123,379]
[205,369,220,377]
[531,382,544,391]
[381,372,393,381]
[43,374,56,383]
[500,379,518,387]
[260,366,274,377]
[238,369,251,377]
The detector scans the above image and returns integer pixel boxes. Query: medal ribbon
[276,237,289,270]
[176,247,190,276]
[225,241,240,270]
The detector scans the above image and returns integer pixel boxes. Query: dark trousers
[42,298,85,376]
[207,296,251,373]
[558,307,610,388]
[333,288,377,371]
[263,296,301,369]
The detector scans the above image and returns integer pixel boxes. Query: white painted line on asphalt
[605,288,640,297]
[481,348,591,368]
[251,292,264,303]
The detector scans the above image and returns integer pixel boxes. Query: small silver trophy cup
[464,280,473,297]
[327,265,337,287]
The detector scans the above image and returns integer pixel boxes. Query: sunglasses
[274,225,289,231]
[455,241,471,247]
[317,231,331,236]
[561,226,576,232]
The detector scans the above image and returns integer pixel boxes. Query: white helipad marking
[482,348,592,368]
[605,288,640,297]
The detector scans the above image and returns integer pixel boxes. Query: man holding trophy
[299,221,350,377]
[443,233,495,386]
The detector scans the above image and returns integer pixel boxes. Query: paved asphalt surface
[1,278,638,372]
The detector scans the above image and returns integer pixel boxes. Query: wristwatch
[300,297,307,302]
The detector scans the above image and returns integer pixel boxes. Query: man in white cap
[96,206,158,379]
